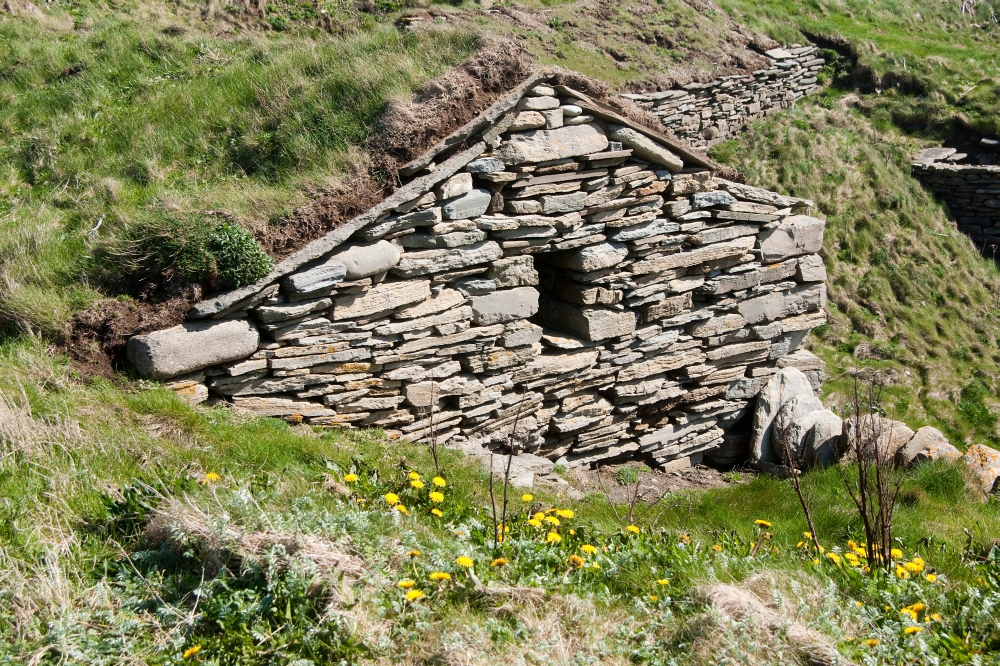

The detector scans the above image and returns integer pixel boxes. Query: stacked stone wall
[128,76,829,470]
[911,161,1000,249]
[624,46,824,150]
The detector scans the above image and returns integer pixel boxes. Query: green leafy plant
[208,221,274,288]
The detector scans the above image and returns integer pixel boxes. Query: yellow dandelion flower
[491,558,509,567]
[432,476,447,487]
[930,613,942,622]
[397,580,416,589]
[649,595,659,601]
[796,541,805,549]
[411,480,425,489]
[678,534,691,545]
[712,544,723,553]
[394,504,409,515]
[904,561,922,574]
[890,548,903,559]
[845,553,860,566]
[569,529,576,535]
[581,544,598,555]
[204,472,221,484]
[626,525,641,534]
[556,509,575,519]
[431,508,443,517]
[407,549,421,557]
[847,539,859,550]
[568,554,585,568]
[812,558,820,565]
[544,516,561,526]
[533,512,545,521]
[863,639,879,647]
[343,473,359,483]
[924,573,937,583]
[429,491,444,503]
[855,600,863,607]
[182,645,202,659]
[803,532,812,539]
[384,492,399,505]
[456,556,474,568]
[657,578,670,585]
[910,602,926,612]
[862,565,871,573]
[521,493,533,502]
[408,472,421,481]
[896,566,910,580]
[904,626,923,635]
[527,518,543,528]
[429,572,451,581]
[754,519,772,528]
[827,552,842,566]
[405,589,425,601]
[545,531,562,544]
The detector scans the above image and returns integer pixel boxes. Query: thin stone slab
[392,241,503,278]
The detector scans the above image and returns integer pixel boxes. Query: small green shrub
[208,222,274,288]
[616,466,640,486]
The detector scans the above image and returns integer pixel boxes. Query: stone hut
[127,69,829,470]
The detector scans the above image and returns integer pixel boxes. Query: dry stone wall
[911,151,1000,249]
[127,74,829,470]
[624,46,824,150]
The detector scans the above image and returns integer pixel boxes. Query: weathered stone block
[758,215,825,262]
[443,188,492,220]
[127,319,260,380]
[607,125,683,172]
[470,287,540,325]
[392,241,503,278]
[487,256,539,288]
[498,124,609,165]
[544,242,628,272]
[538,297,637,341]
[331,280,431,320]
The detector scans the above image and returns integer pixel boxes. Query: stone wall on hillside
[127,73,829,471]
[911,154,1000,250]
[624,46,824,150]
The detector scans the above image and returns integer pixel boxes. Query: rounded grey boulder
[127,319,260,380]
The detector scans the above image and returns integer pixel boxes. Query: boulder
[544,242,628,272]
[327,240,401,280]
[758,215,825,262]
[607,125,684,172]
[127,319,260,381]
[839,415,914,463]
[750,367,815,465]
[498,124,609,165]
[895,426,961,467]
[442,188,492,220]
[470,287,540,325]
[772,394,824,466]
[804,410,843,468]
[962,444,1000,496]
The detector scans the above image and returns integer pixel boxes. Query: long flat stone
[543,242,628,272]
[607,125,684,172]
[331,280,431,320]
[127,319,260,380]
[537,297,636,341]
[470,286,540,325]
[392,241,503,278]
[498,124,610,165]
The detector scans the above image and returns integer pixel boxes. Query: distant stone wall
[128,73,828,471]
[624,46,824,150]
[911,158,1000,249]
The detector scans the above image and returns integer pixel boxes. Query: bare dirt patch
[543,461,744,504]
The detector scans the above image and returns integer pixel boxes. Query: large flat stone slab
[759,215,825,262]
[392,241,503,278]
[331,280,431,320]
[607,125,683,172]
[127,319,260,380]
[537,297,637,341]
[471,287,540,325]
[498,124,609,165]
[544,242,628,272]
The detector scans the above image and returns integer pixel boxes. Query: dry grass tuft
[0,388,83,465]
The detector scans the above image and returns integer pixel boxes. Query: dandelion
[909,602,926,613]
[407,549,421,557]
[533,512,545,521]
[827,552,842,566]
[581,544,598,555]
[803,532,812,539]
[904,626,923,635]
[678,534,691,545]
[395,504,409,515]
[649,595,659,601]
[429,572,451,581]
[930,613,942,622]
[568,554,585,568]
[545,531,562,544]
[855,600,863,607]
[591,562,601,570]
[411,480,425,489]
[456,556,474,568]
[527,518,542,528]
[754,519,772,528]
[863,639,879,647]
[343,473,359,483]
[924,573,937,583]
[626,525,640,534]
[183,645,202,659]
[657,578,670,585]
[397,580,416,589]
[521,493,533,502]
[408,472,421,481]
[432,476,447,487]
[904,561,923,574]
[890,548,903,559]
[845,553,860,567]
[203,472,221,484]
[544,516,561,526]
[812,558,820,565]
[556,509,575,519]
[384,492,399,505]
[428,491,444,503]
[491,558,509,567]
[896,566,910,580]
[712,544,723,553]
[569,529,576,535]
[431,508,443,517]
[405,589,425,601]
